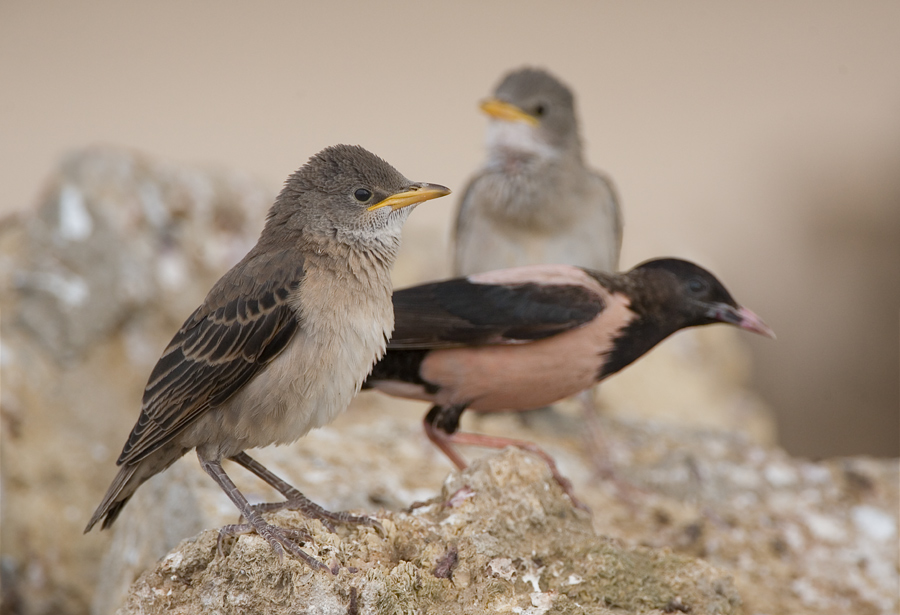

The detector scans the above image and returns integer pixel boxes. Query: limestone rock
[96,394,899,615]
[118,448,743,615]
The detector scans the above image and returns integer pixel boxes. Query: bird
[363,259,775,505]
[452,66,622,277]
[85,145,450,570]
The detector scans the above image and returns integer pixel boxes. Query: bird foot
[217,521,327,572]
[252,497,385,538]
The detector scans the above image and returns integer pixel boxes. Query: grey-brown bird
[85,145,450,570]
[363,259,774,505]
[453,67,622,276]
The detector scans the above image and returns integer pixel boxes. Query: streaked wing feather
[117,252,304,465]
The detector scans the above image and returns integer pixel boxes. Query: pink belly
[420,293,633,411]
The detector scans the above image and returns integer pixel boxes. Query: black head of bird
[629,258,775,338]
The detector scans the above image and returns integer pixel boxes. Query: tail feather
[85,464,140,533]
[85,445,185,533]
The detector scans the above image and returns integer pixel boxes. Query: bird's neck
[588,271,686,380]
[596,315,676,380]
[301,230,401,290]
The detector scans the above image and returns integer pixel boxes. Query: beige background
[1,0,897,457]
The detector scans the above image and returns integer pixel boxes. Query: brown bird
[85,145,450,569]
[453,67,622,276]
[363,259,774,504]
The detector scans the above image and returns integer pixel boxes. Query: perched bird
[364,259,774,504]
[453,67,622,276]
[85,145,450,569]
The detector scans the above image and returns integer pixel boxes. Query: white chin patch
[485,120,555,159]
[379,205,413,235]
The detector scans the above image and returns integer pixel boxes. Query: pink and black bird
[364,258,774,502]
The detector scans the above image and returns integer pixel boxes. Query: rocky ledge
[117,448,741,615]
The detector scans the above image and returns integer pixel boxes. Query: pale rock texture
[117,448,743,615]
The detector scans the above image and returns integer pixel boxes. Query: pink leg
[423,415,588,511]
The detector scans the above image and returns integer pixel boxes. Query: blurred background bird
[453,67,622,276]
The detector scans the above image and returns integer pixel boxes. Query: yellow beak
[480,98,539,126]
[367,183,451,212]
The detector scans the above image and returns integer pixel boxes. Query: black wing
[117,249,305,465]
[388,277,604,349]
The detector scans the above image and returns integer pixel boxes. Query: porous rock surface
[118,448,742,615]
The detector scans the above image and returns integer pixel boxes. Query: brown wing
[116,249,304,465]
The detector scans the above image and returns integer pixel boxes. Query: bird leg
[423,404,588,511]
[197,452,329,571]
[576,388,618,479]
[577,390,647,505]
[423,404,471,470]
[228,452,383,535]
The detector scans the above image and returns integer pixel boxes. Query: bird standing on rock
[85,145,450,570]
[453,67,622,276]
[364,259,775,506]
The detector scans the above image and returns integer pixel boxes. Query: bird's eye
[534,104,546,117]
[688,278,707,294]
[354,188,373,202]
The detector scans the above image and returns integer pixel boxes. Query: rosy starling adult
[85,145,450,569]
[453,67,622,276]
[364,259,774,504]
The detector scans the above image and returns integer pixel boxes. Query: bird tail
[84,464,140,532]
[84,448,182,533]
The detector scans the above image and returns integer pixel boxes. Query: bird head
[270,144,450,244]
[632,258,776,339]
[481,67,580,155]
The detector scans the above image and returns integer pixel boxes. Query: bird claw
[252,497,383,537]
[217,521,327,572]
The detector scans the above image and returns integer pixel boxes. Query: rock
[117,448,743,615]
[99,395,899,615]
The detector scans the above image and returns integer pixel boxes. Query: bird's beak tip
[707,303,775,339]
[735,306,777,339]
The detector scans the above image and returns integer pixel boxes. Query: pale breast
[190,264,394,458]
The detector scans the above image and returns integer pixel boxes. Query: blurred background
[1,0,897,458]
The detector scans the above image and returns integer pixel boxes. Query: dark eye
[534,104,546,117]
[688,278,707,294]
[354,188,373,202]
